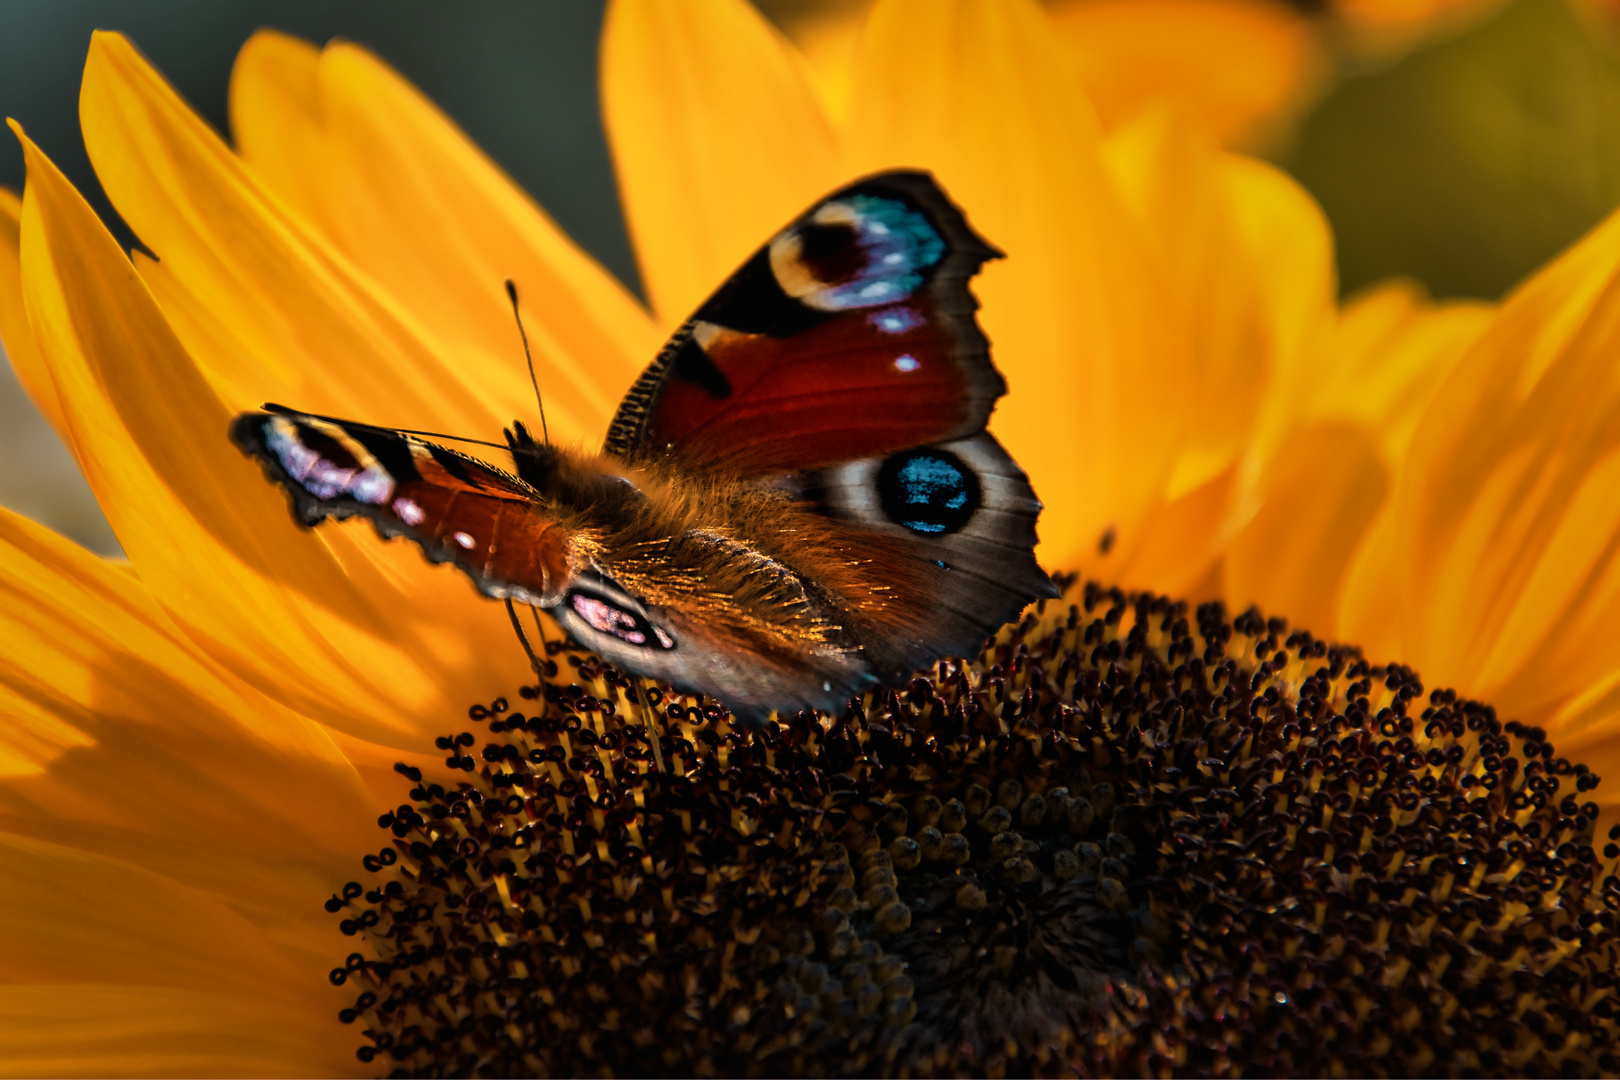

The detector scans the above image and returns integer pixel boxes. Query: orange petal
[229,31,657,445]
[1048,0,1327,152]
[0,186,67,441]
[845,0,1194,573]
[601,0,843,326]
[1225,423,1388,639]
[13,124,530,750]
[0,835,355,1076]
[78,32,505,438]
[1394,206,1620,722]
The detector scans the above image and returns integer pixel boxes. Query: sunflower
[3,0,1620,1075]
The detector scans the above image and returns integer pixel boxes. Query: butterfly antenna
[504,280,550,444]
[259,403,507,450]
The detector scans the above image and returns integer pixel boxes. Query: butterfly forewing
[604,171,1005,475]
[232,411,585,606]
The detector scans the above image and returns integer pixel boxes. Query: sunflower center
[326,581,1620,1077]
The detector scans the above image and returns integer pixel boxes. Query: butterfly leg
[505,596,548,691]
[634,679,667,775]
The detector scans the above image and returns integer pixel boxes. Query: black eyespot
[796,222,865,284]
[877,449,980,535]
[564,588,677,651]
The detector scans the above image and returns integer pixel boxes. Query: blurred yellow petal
[0,835,353,1077]
[755,0,875,121]
[1048,0,1328,152]
[1333,0,1510,59]
[229,31,657,444]
[1395,207,1620,723]
[0,187,67,442]
[1226,423,1388,637]
[602,0,842,326]
[1103,112,1335,495]
[78,32,504,438]
[1112,466,1236,600]
[1315,282,1489,655]
[1304,278,1493,462]
[12,124,524,750]
[845,0,1192,573]
[1102,114,1269,503]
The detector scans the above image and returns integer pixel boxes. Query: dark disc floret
[325,580,1620,1077]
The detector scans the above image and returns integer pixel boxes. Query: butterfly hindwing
[232,410,586,606]
[605,171,1005,476]
[796,431,1055,681]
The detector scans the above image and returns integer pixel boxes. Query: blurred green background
[3,0,1620,555]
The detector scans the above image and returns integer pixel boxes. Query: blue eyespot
[787,195,946,311]
[877,449,980,536]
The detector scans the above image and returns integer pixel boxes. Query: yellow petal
[1303,278,1493,463]
[845,0,1193,573]
[1225,423,1388,638]
[229,31,658,444]
[601,0,843,326]
[1048,0,1327,152]
[1113,465,1237,600]
[757,0,875,122]
[1219,149,1338,474]
[78,32,506,438]
[1394,205,1620,721]
[0,501,374,938]
[1334,0,1510,60]
[1102,112,1334,500]
[0,187,67,441]
[13,124,529,750]
[0,835,354,1077]
[1545,667,1620,823]
[1335,502,1402,661]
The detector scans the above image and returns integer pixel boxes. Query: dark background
[0,0,639,291]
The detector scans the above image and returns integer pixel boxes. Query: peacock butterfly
[233,171,1057,720]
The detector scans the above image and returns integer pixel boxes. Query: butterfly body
[234,171,1057,719]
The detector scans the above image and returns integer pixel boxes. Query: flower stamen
[327,582,1620,1076]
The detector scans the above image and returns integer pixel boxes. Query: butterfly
[233,171,1057,721]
